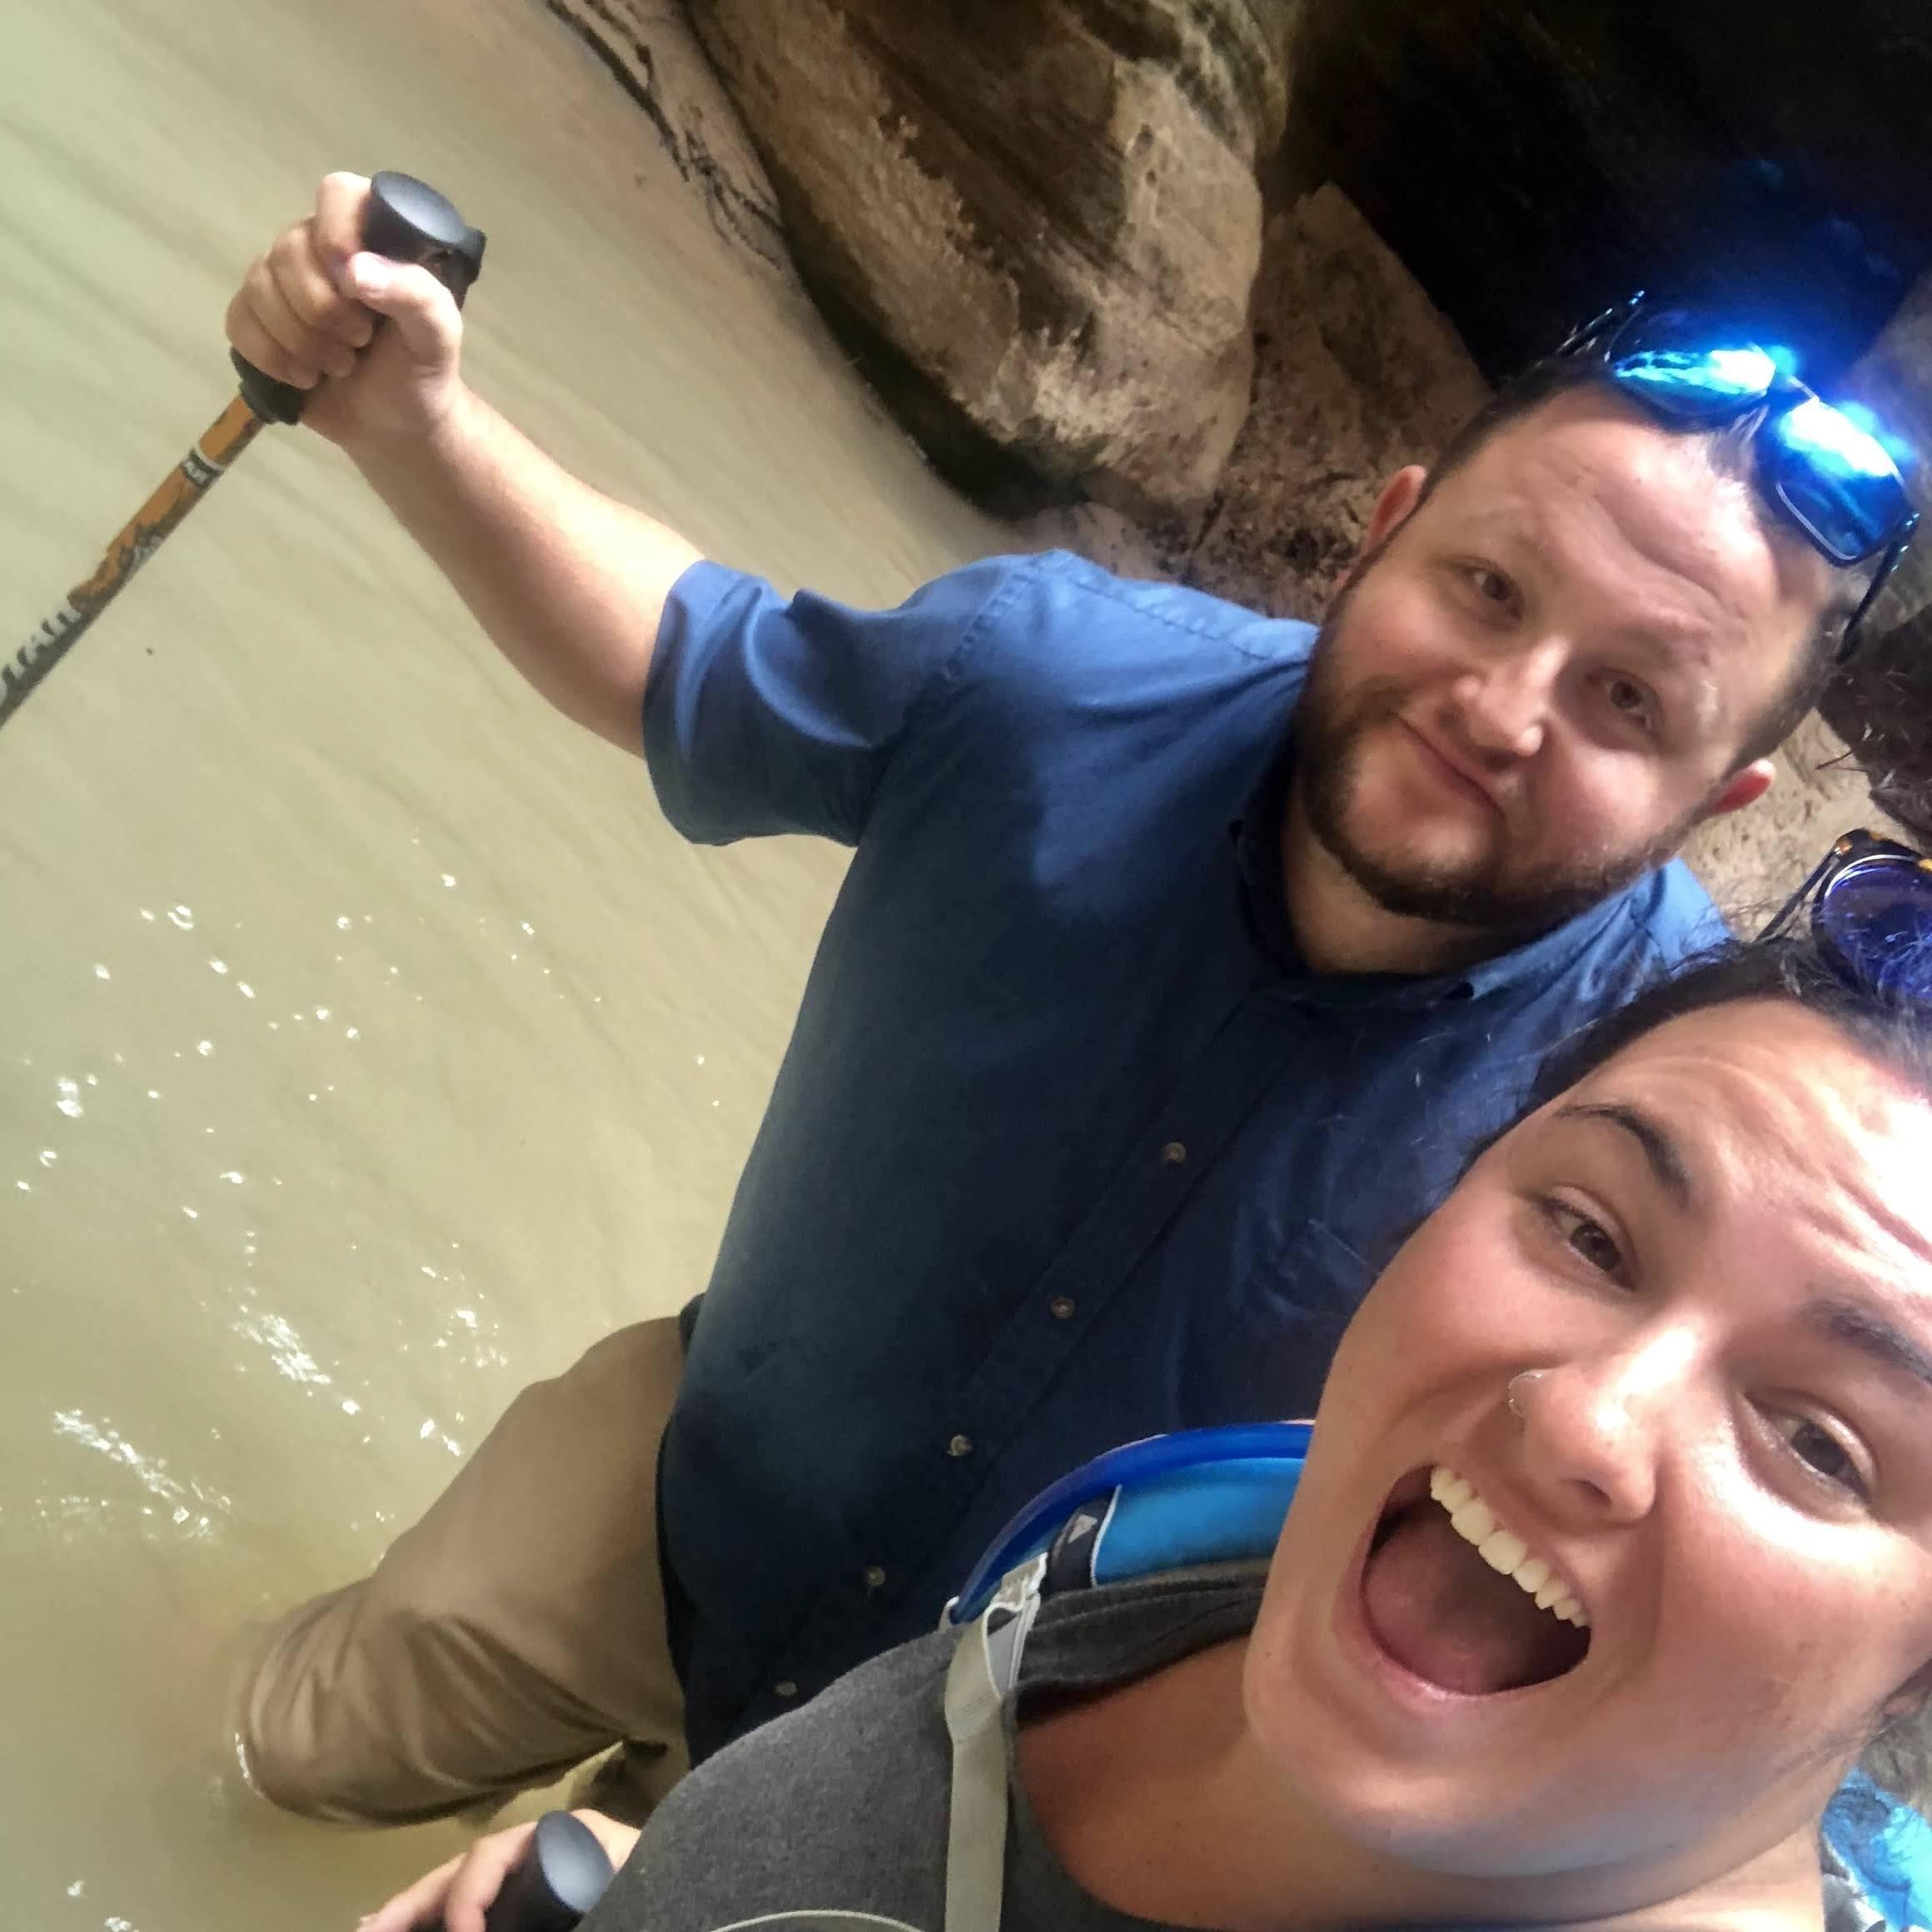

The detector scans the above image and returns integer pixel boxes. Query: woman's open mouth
[1356,1465,1592,1695]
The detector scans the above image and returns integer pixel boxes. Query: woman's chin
[1244,1473,1604,1874]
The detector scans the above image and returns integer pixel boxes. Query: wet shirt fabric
[580,1566,1876,1932]
[644,550,1720,1760]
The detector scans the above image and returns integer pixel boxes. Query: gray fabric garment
[580,1565,1258,1932]
[579,1564,1876,1932]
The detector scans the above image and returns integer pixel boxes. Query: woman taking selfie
[367,839,1932,1932]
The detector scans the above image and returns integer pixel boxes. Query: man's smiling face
[1290,387,1837,939]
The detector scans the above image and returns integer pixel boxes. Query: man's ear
[1698,759,1776,823]
[1362,465,1429,554]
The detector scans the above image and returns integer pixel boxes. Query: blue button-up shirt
[645,550,1719,1760]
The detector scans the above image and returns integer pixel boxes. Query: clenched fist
[225,171,468,452]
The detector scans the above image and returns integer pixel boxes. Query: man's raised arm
[225,171,700,753]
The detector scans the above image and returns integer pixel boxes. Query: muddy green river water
[0,0,1001,1922]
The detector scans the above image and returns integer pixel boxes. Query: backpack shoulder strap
[941,1556,1047,1932]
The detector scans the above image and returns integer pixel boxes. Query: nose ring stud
[1507,1368,1547,1420]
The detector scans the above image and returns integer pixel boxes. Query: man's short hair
[1409,360,1872,774]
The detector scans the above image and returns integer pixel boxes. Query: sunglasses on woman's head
[1760,828,1932,998]
[1557,294,1919,659]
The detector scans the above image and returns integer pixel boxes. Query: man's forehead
[1418,393,1828,675]
[1441,401,1760,581]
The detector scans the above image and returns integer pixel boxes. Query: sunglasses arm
[1837,521,1919,663]
[1756,844,1843,942]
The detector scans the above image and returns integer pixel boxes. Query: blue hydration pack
[946,1422,1932,1932]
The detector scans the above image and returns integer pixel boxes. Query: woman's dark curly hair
[1518,933,1932,1123]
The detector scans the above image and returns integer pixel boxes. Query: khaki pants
[239,1317,688,1825]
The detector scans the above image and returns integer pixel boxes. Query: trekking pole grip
[468,1811,616,1932]
[231,170,486,426]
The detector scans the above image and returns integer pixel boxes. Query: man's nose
[1451,640,1565,762]
[1514,1327,1700,1526]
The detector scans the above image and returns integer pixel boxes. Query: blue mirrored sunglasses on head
[1760,828,1932,998]
[1559,294,1919,658]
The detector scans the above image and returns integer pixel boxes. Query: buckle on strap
[940,1556,1045,1932]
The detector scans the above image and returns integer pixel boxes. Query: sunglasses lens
[1610,341,1780,421]
[1764,399,1913,562]
[1815,858,1932,999]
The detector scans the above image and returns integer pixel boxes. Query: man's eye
[1546,1202,1625,1277]
[1767,1412,1869,1502]
[1603,675,1657,732]
[1468,566,1514,606]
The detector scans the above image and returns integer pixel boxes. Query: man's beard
[1293,575,1703,942]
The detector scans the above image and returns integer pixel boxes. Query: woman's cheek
[1389,1210,1534,1339]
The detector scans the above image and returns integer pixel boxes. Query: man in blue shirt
[229,176,1863,1821]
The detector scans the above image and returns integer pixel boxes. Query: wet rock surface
[544,0,787,269]
[1178,184,1489,620]
[678,0,1303,520]
[1018,183,1486,607]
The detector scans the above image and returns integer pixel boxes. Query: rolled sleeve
[643,555,1021,847]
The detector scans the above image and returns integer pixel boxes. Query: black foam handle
[232,169,486,426]
[461,1811,615,1932]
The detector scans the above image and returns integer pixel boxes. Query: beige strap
[698,1558,1047,1932]
[939,1557,1046,1932]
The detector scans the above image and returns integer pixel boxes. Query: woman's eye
[1768,1412,1869,1501]
[1467,566,1514,607]
[1546,1202,1625,1277]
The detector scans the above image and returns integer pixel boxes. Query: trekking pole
[0,171,485,733]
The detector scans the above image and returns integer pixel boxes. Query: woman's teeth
[1428,1466,1589,1627]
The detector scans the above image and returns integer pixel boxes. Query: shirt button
[948,1432,975,1458]
[1048,1294,1076,1321]
[1160,1140,1188,1166]
[862,1564,888,1589]
[774,1680,799,1700]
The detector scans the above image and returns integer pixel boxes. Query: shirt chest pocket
[1201,1214,1384,1420]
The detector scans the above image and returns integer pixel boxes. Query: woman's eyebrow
[1805,1296,1932,1392]
[1552,1100,1693,1207]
